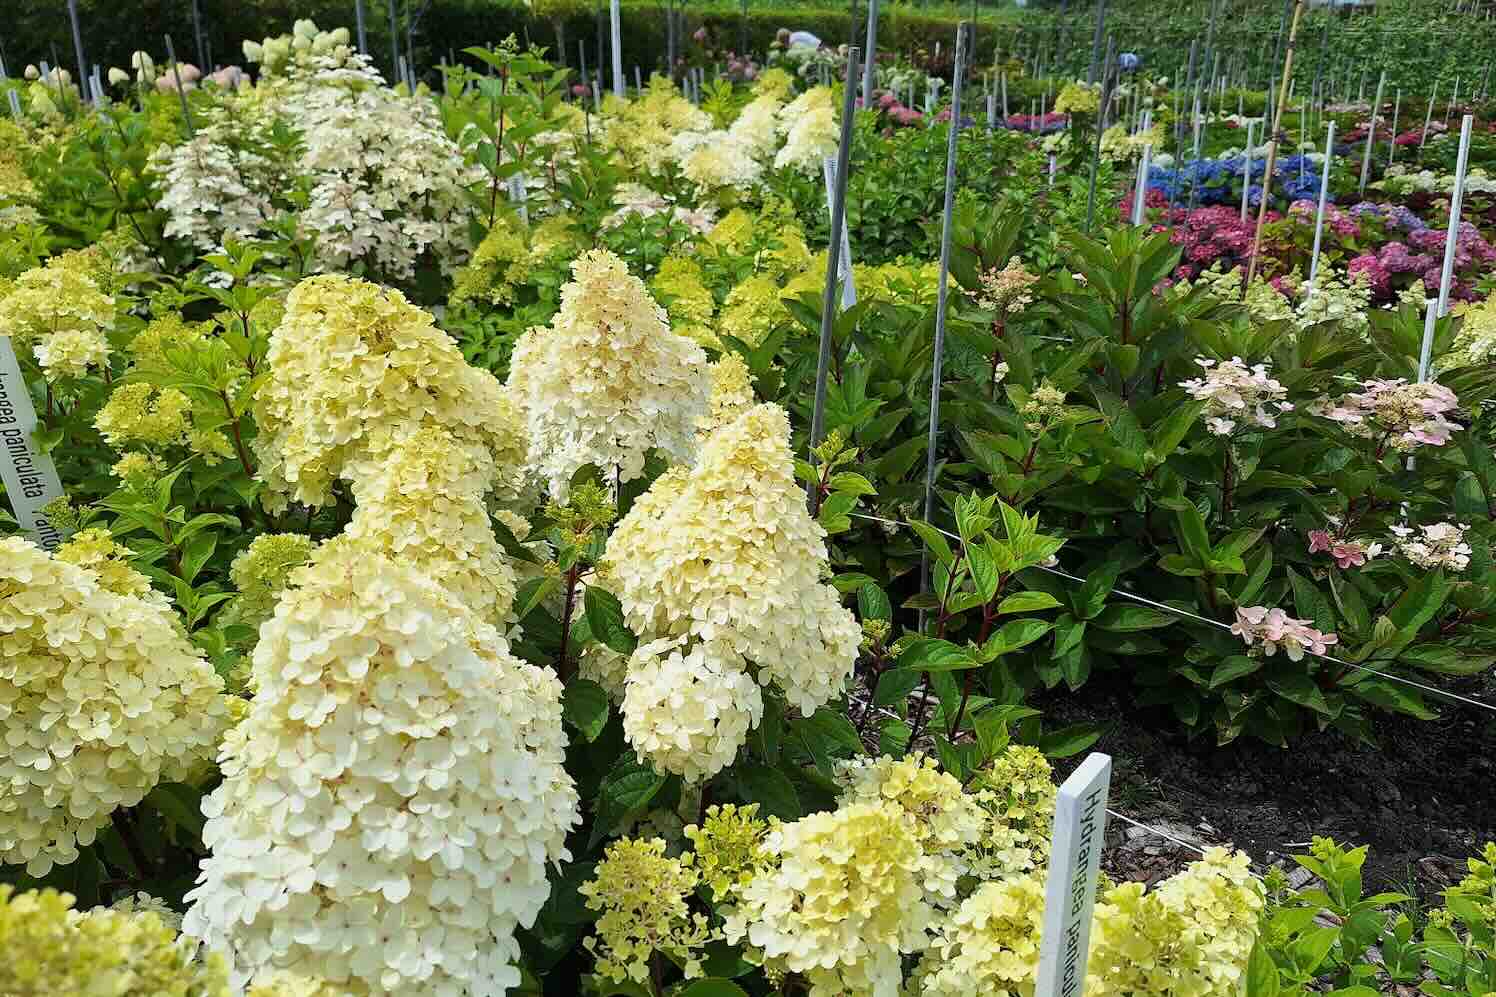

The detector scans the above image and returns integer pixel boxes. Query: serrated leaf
[676,981,752,997]
[562,680,610,742]
[982,618,1055,658]
[1036,723,1102,758]
[874,668,923,707]
[1209,655,1263,688]
[967,544,1000,602]
[1093,604,1178,631]
[735,765,801,820]
[898,636,979,672]
[858,582,892,621]
[996,591,1063,614]
[584,586,636,655]
[909,519,955,565]
[590,758,666,849]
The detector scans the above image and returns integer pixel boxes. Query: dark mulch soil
[1042,678,1496,898]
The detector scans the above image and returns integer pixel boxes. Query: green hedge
[7,0,1493,97]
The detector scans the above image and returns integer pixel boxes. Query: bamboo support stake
[1244,0,1305,293]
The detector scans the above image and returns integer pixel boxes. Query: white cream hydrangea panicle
[252,274,529,516]
[181,538,580,995]
[0,537,229,876]
[621,637,764,783]
[774,86,840,173]
[507,249,709,501]
[605,403,859,717]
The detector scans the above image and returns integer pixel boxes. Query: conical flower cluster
[181,539,580,994]
[251,274,529,620]
[507,249,709,501]
[188,274,580,994]
[603,402,859,779]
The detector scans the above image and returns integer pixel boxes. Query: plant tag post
[807,45,860,507]
[919,22,967,610]
[634,65,641,93]
[1130,122,1152,226]
[507,173,529,225]
[7,90,21,120]
[609,0,624,98]
[0,338,69,551]
[862,0,880,106]
[1001,71,1009,120]
[1238,118,1250,221]
[1357,70,1385,196]
[1416,114,1474,383]
[1306,120,1336,292]
[987,91,996,131]
[821,157,857,310]
[1035,753,1113,997]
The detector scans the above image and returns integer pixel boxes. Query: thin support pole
[1358,70,1385,195]
[920,23,969,614]
[1244,0,1305,292]
[808,45,861,508]
[1306,121,1336,291]
[1416,115,1475,382]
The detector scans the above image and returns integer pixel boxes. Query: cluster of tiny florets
[0,538,229,875]
[580,837,712,985]
[181,538,580,994]
[507,249,709,501]
[1180,356,1294,436]
[1312,377,1461,450]
[605,402,859,744]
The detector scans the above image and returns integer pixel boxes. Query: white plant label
[0,338,69,549]
[507,172,529,225]
[1035,752,1112,997]
[7,90,21,120]
[821,156,857,309]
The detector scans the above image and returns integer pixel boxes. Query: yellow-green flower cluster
[720,272,789,347]
[1087,847,1265,996]
[580,837,713,985]
[1054,80,1102,116]
[908,872,1048,997]
[684,803,771,904]
[182,537,581,995]
[650,255,718,347]
[836,754,987,898]
[753,66,796,101]
[600,77,713,174]
[250,276,520,503]
[53,527,157,603]
[219,533,316,671]
[723,801,936,996]
[448,214,536,308]
[1189,264,1297,326]
[0,537,230,875]
[0,249,115,382]
[966,744,1058,878]
[507,249,709,501]
[0,885,230,997]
